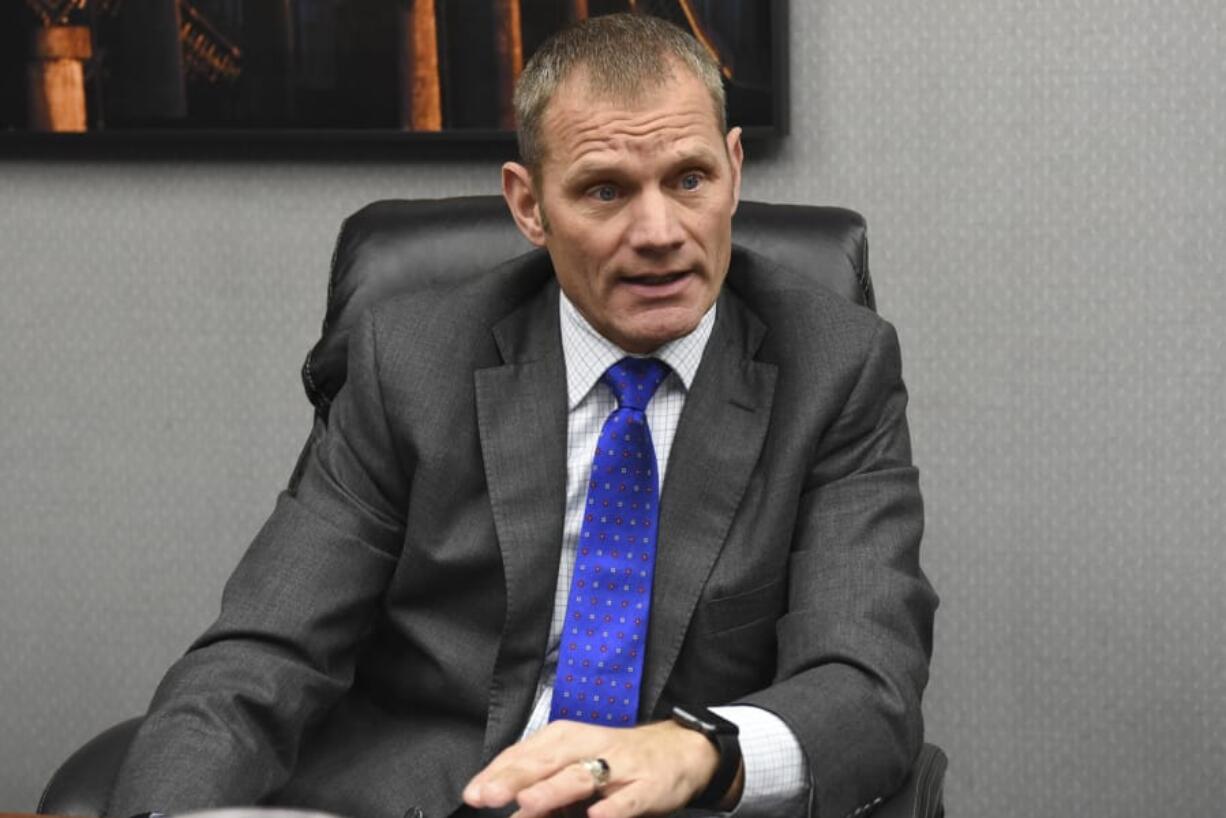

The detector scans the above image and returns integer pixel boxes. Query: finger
[528,802,595,818]
[464,751,564,808]
[464,724,602,807]
[478,720,593,780]
[510,761,605,818]
[585,781,659,818]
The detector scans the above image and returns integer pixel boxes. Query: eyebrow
[564,146,723,185]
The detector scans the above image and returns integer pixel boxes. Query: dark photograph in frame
[0,0,787,145]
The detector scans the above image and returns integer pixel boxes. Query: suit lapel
[474,280,569,762]
[640,290,778,717]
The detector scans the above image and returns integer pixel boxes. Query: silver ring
[579,757,611,791]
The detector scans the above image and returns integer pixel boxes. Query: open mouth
[623,271,690,287]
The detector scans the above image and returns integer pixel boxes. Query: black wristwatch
[670,704,742,810]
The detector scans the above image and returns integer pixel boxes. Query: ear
[725,126,744,215]
[502,161,547,246]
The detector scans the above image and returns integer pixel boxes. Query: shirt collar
[559,290,716,410]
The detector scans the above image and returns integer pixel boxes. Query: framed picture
[1,0,787,147]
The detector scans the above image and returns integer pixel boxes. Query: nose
[627,188,685,254]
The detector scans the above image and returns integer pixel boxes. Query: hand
[462,719,726,818]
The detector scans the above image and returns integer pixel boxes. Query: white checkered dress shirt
[517,293,808,816]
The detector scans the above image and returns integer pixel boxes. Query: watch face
[671,705,739,736]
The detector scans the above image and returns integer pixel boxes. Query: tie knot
[602,357,670,411]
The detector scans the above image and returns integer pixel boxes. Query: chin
[621,314,703,353]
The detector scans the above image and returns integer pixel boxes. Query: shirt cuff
[703,704,809,818]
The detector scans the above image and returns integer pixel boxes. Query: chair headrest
[303,196,872,415]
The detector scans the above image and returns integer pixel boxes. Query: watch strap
[670,705,742,810]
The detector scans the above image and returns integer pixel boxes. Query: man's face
[503,65,743,354]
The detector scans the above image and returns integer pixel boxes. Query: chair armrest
[39,717,143,817]
[872,743,947,818]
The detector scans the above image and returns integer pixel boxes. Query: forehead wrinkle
[552,108,721,177]
[551,100,714,142]
[566,140,719,182]
[537,60,723,169]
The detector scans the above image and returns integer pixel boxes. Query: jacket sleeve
[738,319,937,818]
[108,310,410,816]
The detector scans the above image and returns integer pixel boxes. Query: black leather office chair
[39,196,946,818]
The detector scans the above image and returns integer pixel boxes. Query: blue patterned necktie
[550,356,671,727]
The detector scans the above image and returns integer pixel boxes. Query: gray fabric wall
[2,1,1223,814]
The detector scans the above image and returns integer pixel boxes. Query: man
[110,14,935,818]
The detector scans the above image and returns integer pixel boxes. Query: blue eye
[680,173,702,191]
[593,185,617,202]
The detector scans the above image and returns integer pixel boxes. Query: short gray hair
[513,13,727,173]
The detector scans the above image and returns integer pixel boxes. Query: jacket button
[404,808,425,818]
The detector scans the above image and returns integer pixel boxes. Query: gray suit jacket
[109,247,936,818]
